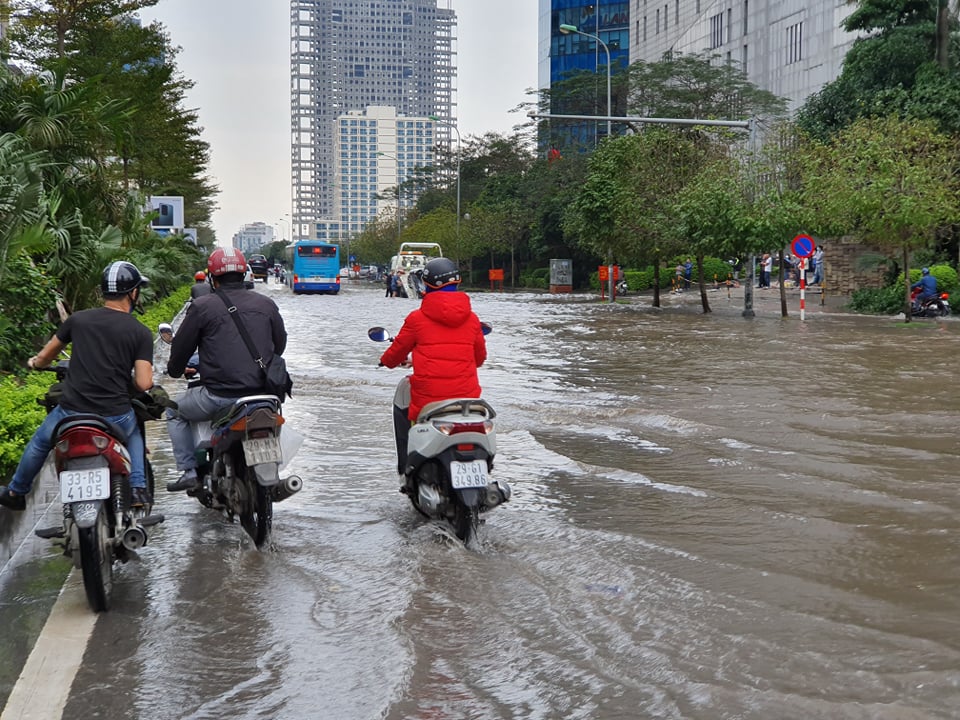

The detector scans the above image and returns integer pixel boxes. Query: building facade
[627,0,857,111]
[539,0,859,135]
[332,106,435,238]
[290,0,455,241]
[538,0,632,148]
[232,222,275,255]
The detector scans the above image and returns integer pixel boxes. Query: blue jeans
[8,406,146,494]
[166,385,238,472]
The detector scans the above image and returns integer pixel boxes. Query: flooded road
[6,282,960,719]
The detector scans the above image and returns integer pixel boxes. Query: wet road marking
[1,571,94,720]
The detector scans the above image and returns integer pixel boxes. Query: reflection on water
[64,283,960,719]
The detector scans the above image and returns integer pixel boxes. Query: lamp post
[560,23,614,301]
[559,23,611,139]
[429,115,461,253]
[277,216,290,243]
[376,151,402,242]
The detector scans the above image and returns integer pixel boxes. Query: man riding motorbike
[378,257,487,480]
[165,247,288,492]
[191,270,212,299]
[911,267,938,307]
[0,261,155,510]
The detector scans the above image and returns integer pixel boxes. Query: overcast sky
[139,1,540,244]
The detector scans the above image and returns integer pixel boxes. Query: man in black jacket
[165,247,288,492]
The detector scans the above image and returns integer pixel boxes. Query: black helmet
[420,257,460,290]
[101,261,149,296]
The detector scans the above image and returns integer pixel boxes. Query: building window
[675,0,679,25]
[709,12,723,49]
[656,8,660,33]
[743,0,748,35]
[663,4,668,30]
[742,44,748,72]
[786,21,803,64]
[643,16,647,41]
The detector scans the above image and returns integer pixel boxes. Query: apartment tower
[291,0,456,242]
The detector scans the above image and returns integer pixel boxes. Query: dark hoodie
[380,291,487,419]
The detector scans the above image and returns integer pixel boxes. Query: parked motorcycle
[34,360,168,612]
[910,287,950,317]
[158,326,302,548]
[368,325,510,544]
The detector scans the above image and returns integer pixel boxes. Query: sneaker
[0,485,26,511]
[130,487,152,509]
[166,470,198,492]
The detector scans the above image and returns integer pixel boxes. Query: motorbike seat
[53,413,126,442]
[417,398,496,423]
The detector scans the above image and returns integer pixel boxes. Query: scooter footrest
[35,526,65,539]
[140,514,165,527]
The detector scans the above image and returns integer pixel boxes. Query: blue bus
[286,241,340,294]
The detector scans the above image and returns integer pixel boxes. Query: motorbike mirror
[480,322,492,336]
[367,327,391,342]
[158,323,174,344]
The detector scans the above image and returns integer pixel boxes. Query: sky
[139,1,540,245]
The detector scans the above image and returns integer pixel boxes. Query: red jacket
[380,291,486,420]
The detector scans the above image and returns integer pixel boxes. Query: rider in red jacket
[379,257,486,475]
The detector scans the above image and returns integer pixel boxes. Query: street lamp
[429,115,461,252]
[277,216,290,243]
[376,151,402,242]
[560,23,614,301]
[559,23,611,139]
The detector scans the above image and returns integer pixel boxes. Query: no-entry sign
[791,234,815,259]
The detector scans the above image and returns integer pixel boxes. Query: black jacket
[167,282,287,397]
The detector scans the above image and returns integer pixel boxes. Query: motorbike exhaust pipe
[273,475,303,502]
[121,525,147,551]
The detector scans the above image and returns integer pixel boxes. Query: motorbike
[615,279,629,296]
[34,360,168,612]
[158,324,302,548]
[910,287,950,317]
[368,325,510,544]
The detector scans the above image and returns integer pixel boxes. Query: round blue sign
[791,234,814,259]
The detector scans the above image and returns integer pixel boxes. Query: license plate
[450,460,488,489]
[243,436,282,465]
[59,466,110,503]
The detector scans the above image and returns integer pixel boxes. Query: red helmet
[207,247,247,277]
[194,271,206,282]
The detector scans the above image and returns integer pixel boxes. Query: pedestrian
[761,253,772,288]
[386,271,396,298]
[0,261,155,510]
[674,263,684,293]
[683,258,693,290]
[812,245,824,285]
[165,247,288,493]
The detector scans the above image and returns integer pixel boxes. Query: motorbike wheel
[77,507,113,612]
[451,501,480,545]
[240,476,273,548]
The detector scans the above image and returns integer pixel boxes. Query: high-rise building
[232,222,275,255]
[291,0,456,242]
[538,0,858,137]
[332,106,435,237]
[626,0,857,112]
[538,1,631,148]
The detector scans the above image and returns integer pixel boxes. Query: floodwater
[18,282,960,718]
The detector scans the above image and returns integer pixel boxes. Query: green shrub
[0,254,59,372]
[848,285,906,314]
[0,373,54,480]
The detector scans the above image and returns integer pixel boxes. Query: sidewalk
[627,282,851,317]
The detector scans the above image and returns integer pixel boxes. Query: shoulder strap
[216,289,266,369]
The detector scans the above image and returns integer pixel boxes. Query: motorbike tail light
[942,293,950,300]
[433,421,492,436]
[457,443,475,451]
[92,435,109,450]
[230,414,284,433]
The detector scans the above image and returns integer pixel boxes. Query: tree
[799,116,960,320]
